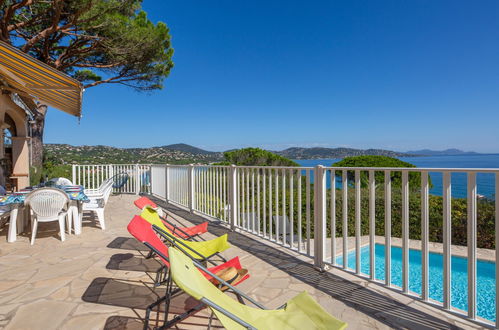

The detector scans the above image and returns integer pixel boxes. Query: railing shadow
[149,196,473,330]
[82,277,214,329]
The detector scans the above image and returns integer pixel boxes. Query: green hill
[275,147,413,159]
[44,143,223,165]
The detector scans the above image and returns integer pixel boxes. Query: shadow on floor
[103,314,223,330]
[83,277,213,329]
[107,237,149,251]
[147,196,468,330]
[106,253,162,272]
[104,316,144,330]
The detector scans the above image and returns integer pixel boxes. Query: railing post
[188,164,195,212]
[165,164,169,203]
[134,164,140,194]
[72,165,76,185]
[314,165,327,270]
[229,165,238,230]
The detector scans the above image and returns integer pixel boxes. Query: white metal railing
[85,162,499,327]
[72,164,151,194]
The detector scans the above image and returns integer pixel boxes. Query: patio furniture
[168,247,348,330]
[0,205,10,228]
[1,185,89,242]
[80,178,113,230]
[25,188,69,245]
[48,177,73,186]
[141,207,230,261]
[127,215,249,329]
[134,197,209,240]
[111,172,129,193]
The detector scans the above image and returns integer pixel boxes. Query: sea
[295,154,499,199]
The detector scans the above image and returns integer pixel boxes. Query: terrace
[0,163,497,329]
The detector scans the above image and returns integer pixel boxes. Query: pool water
[336,244,496,322]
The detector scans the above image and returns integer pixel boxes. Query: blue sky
[44,0,499,152]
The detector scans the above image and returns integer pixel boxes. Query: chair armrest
[85,192,105,198]
[84,188,102,195]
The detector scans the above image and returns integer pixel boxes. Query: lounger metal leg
[144,280,180,329]
[158,302,206,329]
[208,311,215,330]
[154,265,165,287]
[144,294,167,330]
[154,265,172,287]
[145,250,155,259]
[164,273,172,324]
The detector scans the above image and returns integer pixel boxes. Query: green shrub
[332,155,433,189]
[223,148,299,166]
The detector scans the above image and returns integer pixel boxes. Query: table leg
[7,205,18,243]
[70,201,82,235]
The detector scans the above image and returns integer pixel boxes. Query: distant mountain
[44,143,423,165]
[161,143,216,155]
[44,143,223,165]
[275,147,412,160]
[406,149,480,156]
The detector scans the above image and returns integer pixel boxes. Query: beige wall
[0,93,30,190]
[11,136,30,188]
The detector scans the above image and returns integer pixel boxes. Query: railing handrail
[74,163,499,172]
[326,166,499,173]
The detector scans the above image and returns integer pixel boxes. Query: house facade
[0,41,83,191]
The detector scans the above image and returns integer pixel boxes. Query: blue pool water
[336,244,496,322]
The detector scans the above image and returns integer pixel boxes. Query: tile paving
[0,194,489,329]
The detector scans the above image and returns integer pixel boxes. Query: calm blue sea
[295,154,499,198]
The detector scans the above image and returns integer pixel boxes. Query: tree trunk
[31,104,47,168]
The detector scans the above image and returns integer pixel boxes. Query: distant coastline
[44,142,498,165]
[295,154,499,199]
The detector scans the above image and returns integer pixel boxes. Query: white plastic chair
[25,188,69,245]
[49,177,73,186]
[0,205,11,229]
[81,179,113,230]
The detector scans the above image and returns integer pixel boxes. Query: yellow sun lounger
[140,206,230,260]
[169,247,348,330]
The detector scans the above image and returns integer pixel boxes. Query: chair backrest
[25,188,69,219]
[169,248,255,329]
[127,215,170,266]
[49,177,73,186]
[134,196,158,210]
[96,177,112,192]
[140,206,169,232]
[101,179,114,204]
[142,207,230,261]
[111,172,129,189]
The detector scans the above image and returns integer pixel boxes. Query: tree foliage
[220,148,299,166]
[0,0,174,90]
[332,155,432,189]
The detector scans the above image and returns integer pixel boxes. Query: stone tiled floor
[0,195,488,329]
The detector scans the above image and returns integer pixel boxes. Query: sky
[44,0,499,153]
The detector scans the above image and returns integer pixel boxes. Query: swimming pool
[336,244,496,322]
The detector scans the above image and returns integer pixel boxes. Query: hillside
[275,147,412,159]
[44,144,223,165]
[406,148,479,156]
[44,143,416,165]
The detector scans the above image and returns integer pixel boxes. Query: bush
[222,148,299,166]
[332,155,432,189]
